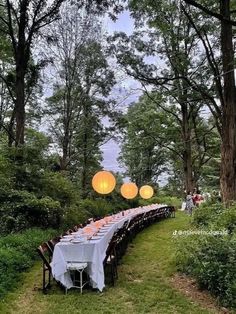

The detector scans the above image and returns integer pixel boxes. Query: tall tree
[119,92,219,192]
[0,0,119,146]
[45,4,115,197]
[0,0,14,140]
[119,94,167,185]
[0,0,67,146]
[181,0,236,203]
[110,0,214,192]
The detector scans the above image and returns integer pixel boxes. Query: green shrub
[62,204,90,230]
[0,228,57,298]
[176,235,236,308]
[61,196,134,229]
[41,172,76,206]
[212,206,236,234]
[0,190,61,234]
[192,201,224,228]
[79,198,113,218]
[176,202,236,308]
[139,195,181,208]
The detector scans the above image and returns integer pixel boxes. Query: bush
[176,235,236,308]
[138,195,181,208]
[79,198,113,218]
[62,204,90,230]
[0,190,61,234]
[61,196,136,229]
[0,228,57,298]
[176,202,236,308]
[212,206,236,234]
[192,201,224,228]
[41,172,76,206]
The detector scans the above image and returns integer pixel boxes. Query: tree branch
[182,0,236,26]
[142,84,182,124]
[6,0,17,58]
[0,72,16,104]
[181,4,225,108]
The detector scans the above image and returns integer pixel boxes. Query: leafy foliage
[138,195,181,208]
[0,228,57,298]
[0,190,61,234]
[119,94,168,185]
[176,203,236,308]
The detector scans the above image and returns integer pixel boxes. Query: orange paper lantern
[139,185,154,199]
[92,171,116,194]
[120,182,138,199]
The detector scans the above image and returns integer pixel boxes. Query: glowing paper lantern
[92,171,116,194]
[120,182,138,199]
[139,185,154,199]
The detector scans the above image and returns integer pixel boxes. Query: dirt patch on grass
[170,273,234,314]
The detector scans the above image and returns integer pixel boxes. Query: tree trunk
[14,2,28,147]
[220,0,236,203]
[8,107,15,146]
[60,138,69,170]
[81,102,89,199]
[183,142,194,192]
[60,96,71,171]
[15,68,25,146]
[182,103,194,192]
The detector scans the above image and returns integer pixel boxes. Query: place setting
[88,235,103,242]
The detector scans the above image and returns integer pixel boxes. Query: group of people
[184,190,204,215]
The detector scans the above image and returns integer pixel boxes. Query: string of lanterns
[92,170,154,200]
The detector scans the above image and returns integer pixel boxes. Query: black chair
[114,222,129,261]
[104,237,118,286]
[47,236,62,254]
[37,243,52,293]
[170,206,176,218]
[73,224,83,232]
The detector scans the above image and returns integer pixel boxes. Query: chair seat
[66,262,87,271]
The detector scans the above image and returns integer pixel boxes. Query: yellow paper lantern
[92,171,116,194]
[120,182,138,199]
[139,185,154,199]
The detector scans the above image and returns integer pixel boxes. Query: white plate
[71,239,83,243]
[60,238,71,242]
[91,235,102,240]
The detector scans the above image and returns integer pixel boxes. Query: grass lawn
[0,212,229,314]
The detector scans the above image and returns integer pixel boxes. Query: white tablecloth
[51,204,166,291]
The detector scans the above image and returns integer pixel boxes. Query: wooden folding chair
[104,237,118,286]
[37,243,52,293]
[47,236,61,254]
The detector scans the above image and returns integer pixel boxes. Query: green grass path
[0,213,218,314]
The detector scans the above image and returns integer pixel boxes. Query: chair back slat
[104,237,117,264]
[47,236,61,252]
[37,243,52,271]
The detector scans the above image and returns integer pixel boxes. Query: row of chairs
[103,206,176,285]
[37,206,176,293]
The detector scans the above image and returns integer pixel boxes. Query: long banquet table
[51,204,168,292]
